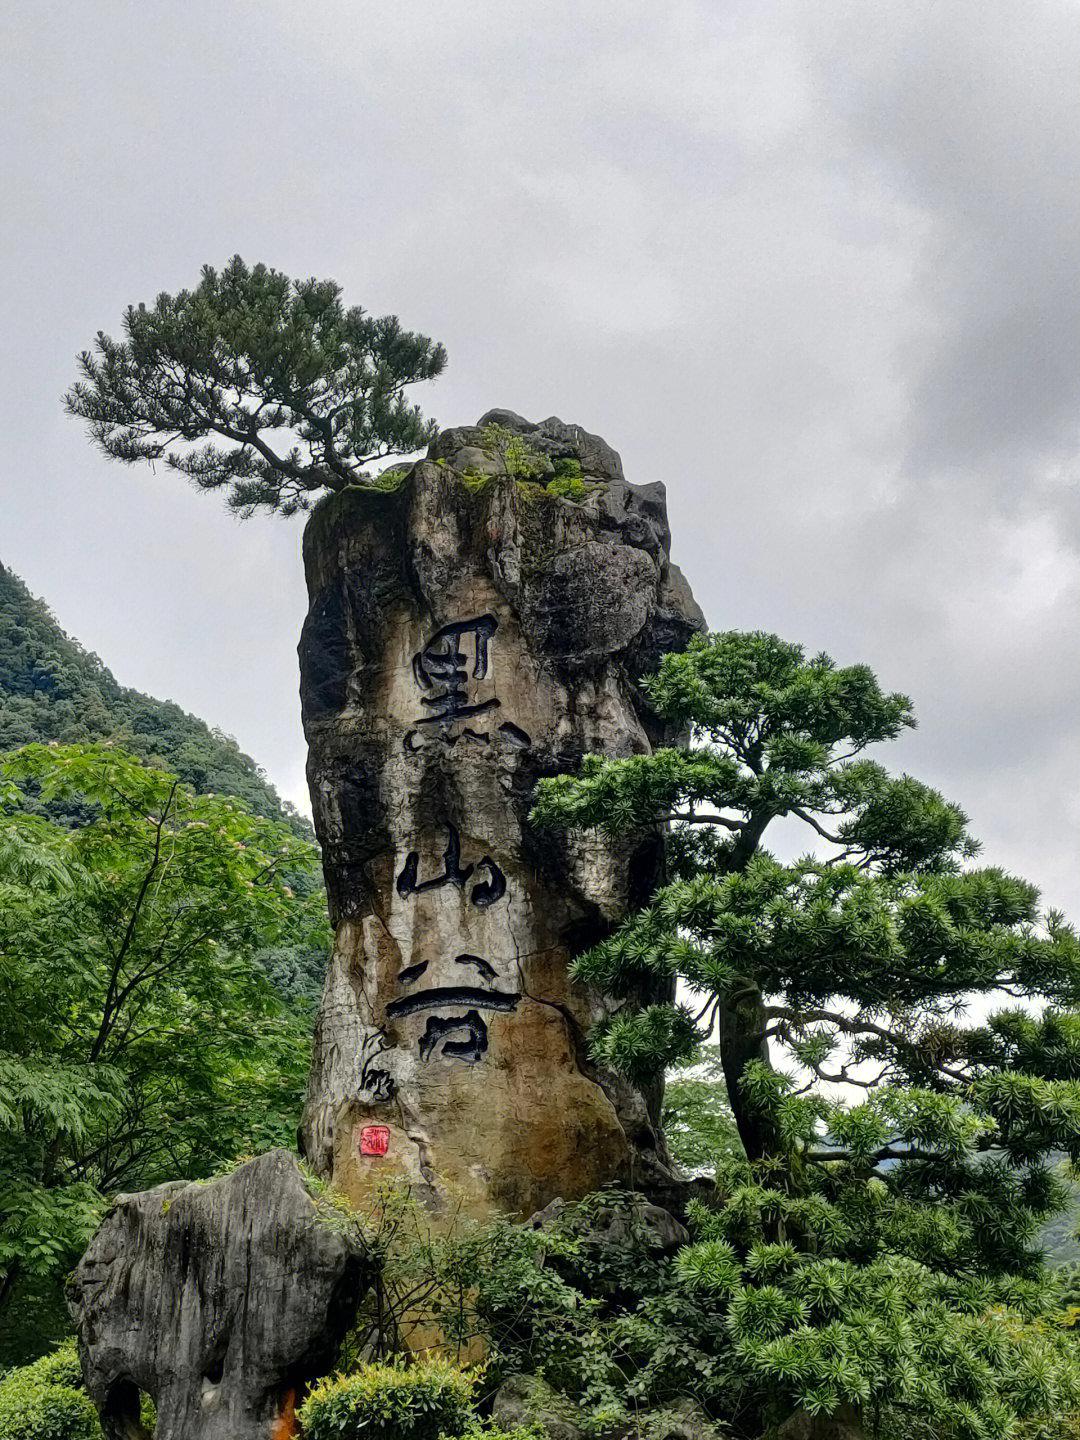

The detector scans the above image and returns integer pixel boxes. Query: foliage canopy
[317,1183,1080,1440]
[0,1341,102,1439]
[531,630,1080,1436]
[0,563,300,827]
[65,256,446,516]
[0,562,328,1012]
[0,743,328,1347]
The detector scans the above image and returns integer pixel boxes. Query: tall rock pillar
[299,412,703,1218]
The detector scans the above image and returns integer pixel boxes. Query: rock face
[68,1150,369,1440]
[299,412,704,1218]
[776,1409,867,1440]
[491,1373,586,1440]
[528,1194,690,1255]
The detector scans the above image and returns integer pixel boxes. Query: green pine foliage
[64,256,446,518]
[530,630,1080,1437]
[0,743,329,1355]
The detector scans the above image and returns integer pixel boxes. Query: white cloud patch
[3,0,1080,917]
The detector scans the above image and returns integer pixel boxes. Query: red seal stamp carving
[359,1124,390,1157]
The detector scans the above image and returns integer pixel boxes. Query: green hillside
[0,561,303,829]
[0,560,326,1006]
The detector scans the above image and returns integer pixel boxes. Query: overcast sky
[3,1,1080,917]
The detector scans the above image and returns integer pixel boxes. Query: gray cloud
[3,0,1080,913]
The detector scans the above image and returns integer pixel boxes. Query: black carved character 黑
[412,615,500,726]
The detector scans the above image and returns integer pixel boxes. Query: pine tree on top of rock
[64,256,446,518]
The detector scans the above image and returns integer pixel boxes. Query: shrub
[458,1425,544,1440]
[0,1341,101,1440]
[551,458,583,481]
[10,1344,84,1392]
[545,475,591,501]
[298,1358,476,1440]
[479,425,548,480]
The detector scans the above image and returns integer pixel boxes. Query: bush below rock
[298,1358,475,1440]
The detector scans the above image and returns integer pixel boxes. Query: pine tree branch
[789,806,844,845]
[805,1144,947,1164]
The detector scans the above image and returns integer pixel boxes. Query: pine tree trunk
[718,983,775,1161]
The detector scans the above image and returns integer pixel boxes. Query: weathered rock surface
[492,1379,727,1440]
[491,1373,586,1440]
[627,1398,732,1440]
[776,1410,867,1440]
[68,1150,369,1440]
[528,1193,690,1254]
[299,411,704,1218]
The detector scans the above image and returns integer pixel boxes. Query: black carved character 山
[395,823,506,908]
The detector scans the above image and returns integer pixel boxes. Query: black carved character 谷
[412,616,499,727]
[395,823,506,909]
[386,985,520,1020]
[390,961,521,1067]
[418,1011,489,1064]
[454,953,497,982]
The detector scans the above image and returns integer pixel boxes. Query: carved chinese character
[412,615,500,726]
[402,720,533,754]
[358,1124,390,1157]
[395,823,506,909]
[357,1030,395,1102]
[418,1011,489,1064]
[386,984,520,1021]
[387,959,521,1067]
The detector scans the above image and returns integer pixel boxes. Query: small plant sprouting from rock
[474,430,601,503]
[480,424,550,480]
[460,470,495,494]
[370,466,410,492]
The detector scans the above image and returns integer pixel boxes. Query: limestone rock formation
[491,1373,586,1440]
[776,1409,867,1440]
[527,1194,690,1255]
[299,411,704,1218]
[68,1150,369,1440]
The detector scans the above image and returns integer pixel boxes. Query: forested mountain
[0,560,327,1006]
[0,561,304,831]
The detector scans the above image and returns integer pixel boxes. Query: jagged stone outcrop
[68,1150,369,1440]
[527,1194,690,1255]
[491,1373,586,1440]
[299,411,704,1218]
